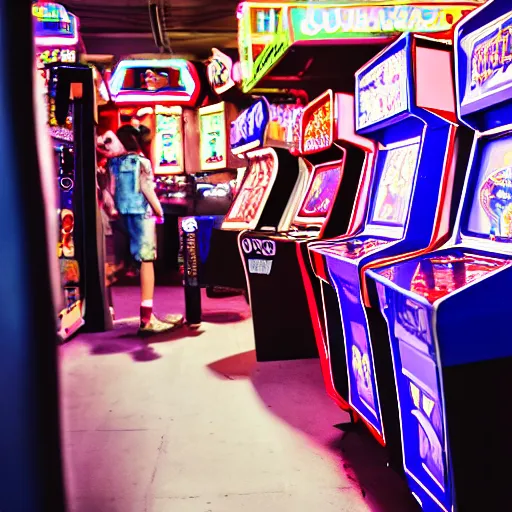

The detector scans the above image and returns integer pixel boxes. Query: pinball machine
[33,1,112,341]
[239,90,374,362]
[365,1,512,509]
[308,34,474,468]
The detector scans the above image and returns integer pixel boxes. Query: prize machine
[236,1,483,97]
[308,34,474,469]
[200,97,304,308]
[239,90,374,362]
[33,2,113,341]
[365,1,512,510]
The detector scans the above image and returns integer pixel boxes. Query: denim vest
[109,154,150,215]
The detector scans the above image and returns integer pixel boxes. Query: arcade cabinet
[366,1,512,509]
[2,1,66,509]
[34,2,112,341]
[201,97,303,301]
[239,90,374,362]
[309,34,472,463]
[179,101,241,324]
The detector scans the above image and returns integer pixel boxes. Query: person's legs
[126,214,183,334]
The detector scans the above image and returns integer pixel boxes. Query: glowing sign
[33,2,79,46]
[460,14,512,114]
[207,48,235,95]
[292,5,468,41]
[32,2,70,23]
[267,103,303,147]
[300,90,333,155]
[356,48,408,131]
[230,98,270,154]
[199,105,227,171]
[109,59,199,106]
[371,141,420,227]
[154,105,183,175]
[36,48,76,70]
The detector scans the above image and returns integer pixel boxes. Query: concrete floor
[60,286,420,512]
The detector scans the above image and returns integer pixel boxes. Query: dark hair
[116,125,142,153]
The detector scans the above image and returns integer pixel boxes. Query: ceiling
[61,0,240,59]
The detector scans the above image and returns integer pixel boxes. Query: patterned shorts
[122,214,157,263]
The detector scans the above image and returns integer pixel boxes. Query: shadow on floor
[80,323,204,362]
[207,351,420,512]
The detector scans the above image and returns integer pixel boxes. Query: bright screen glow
[225,149,276,227]
[298,164,342,218]
[467,135,512,240]
[200,110,226,170]
[370,141,420,226]
[154,109,182,175]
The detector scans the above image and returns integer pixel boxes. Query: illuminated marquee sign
[299,90,334,155]
[207,48,235,95]
[468,16,512,98]
[230,98,270,155]
[291,5,468,41]
[32,2,79,46]
[356,48,408,131]
[241,29,290,93]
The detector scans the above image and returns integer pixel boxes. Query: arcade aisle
[60,287,419,512]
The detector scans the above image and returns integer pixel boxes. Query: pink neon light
[114,93,193,104]
[35,35,78,47]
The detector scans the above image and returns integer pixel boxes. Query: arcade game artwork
[224,148,276,229]
[297,163,342,218]
[371,141,420,226]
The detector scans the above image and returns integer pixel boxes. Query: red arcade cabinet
[238,90,375,363]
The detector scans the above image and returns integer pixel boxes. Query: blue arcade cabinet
[308,33,472,459]
[366,1,512,510]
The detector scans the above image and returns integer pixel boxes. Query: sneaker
[137,314,178,337]
[157,313,185,328]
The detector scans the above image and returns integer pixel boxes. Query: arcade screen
[224,149,276,228]
[466,135,512,240]
[154,111,182,174]
[200,110,226,170]
[297,163,342,218]
[369,141,420,226]
[121,67,187,92]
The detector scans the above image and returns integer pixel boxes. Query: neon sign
[356,48,408,131]
[292,5,467,41]
[300,90,333,155]
[470,21,512,90]
[230,98,270,154]
[207,48,235,95]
